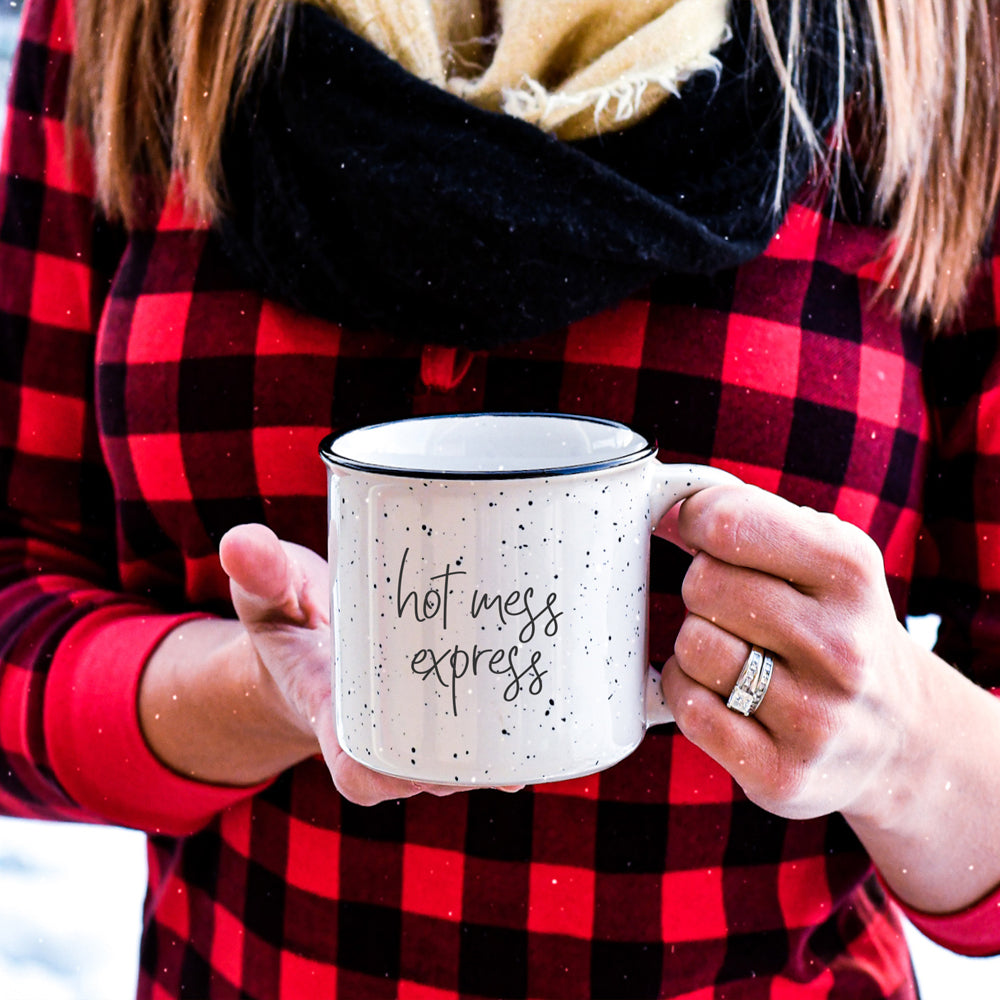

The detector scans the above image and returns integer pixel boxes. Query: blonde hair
[752,0,1000,327]
[68,0,1000,328]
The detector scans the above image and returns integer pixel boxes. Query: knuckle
[702,492,754,555]
[768,760,808,804]
[780,679,844,755]
[673,616,735,694]
[802,614,871,695]
[673,614,713,668]
[681,552,717,613]
[827,627,869,692]
[680,485,752,557]
[733,746,807,814]
[796,706,840,759]
[822,515,885,589]
[671,689,708,734]
[672,690,726,745]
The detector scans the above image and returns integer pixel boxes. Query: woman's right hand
[139,523,462,805]
[225,521,453,805]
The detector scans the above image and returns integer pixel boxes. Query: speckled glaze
[320,414,738,786]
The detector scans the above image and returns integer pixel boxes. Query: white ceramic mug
[319,413,739,786]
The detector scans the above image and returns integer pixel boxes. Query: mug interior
[320,413,654,478]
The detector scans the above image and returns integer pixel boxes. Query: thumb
[220,523,309,626]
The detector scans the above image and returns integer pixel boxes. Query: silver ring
[726,645,774,716]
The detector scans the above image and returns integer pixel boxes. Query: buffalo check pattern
[2,0,1000,997]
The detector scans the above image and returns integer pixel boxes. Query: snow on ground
[0,818,145,1000]
[0,1,17,135]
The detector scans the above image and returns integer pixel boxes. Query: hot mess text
[394,547,563,715]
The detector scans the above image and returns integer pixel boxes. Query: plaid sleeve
[0,0,261,834]
[903,237,1000,953]
[885,876,1000,958]
[911,252,1000,692]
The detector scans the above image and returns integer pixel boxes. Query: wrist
[842,625,942,836]
[843,634,1000,913]
[139,618,319,786]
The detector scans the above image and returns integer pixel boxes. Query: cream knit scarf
[316,0,731,139]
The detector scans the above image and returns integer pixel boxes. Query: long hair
[67,0,1000,328]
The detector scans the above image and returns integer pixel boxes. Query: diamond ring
[726,645,774,717]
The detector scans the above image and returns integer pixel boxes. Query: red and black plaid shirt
[2,0,999,997]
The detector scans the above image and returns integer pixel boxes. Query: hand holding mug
[662,484,918,826]
[220,523,475,804]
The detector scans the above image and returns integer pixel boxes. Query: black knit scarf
[217,2,851,349]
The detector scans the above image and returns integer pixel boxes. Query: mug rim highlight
[319,412,657,481]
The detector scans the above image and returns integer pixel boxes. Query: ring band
[749,651,773,714]
[726,645,774,716]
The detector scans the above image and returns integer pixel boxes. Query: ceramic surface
[321,414,736,785]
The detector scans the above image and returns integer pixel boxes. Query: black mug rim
[318,412,657,481]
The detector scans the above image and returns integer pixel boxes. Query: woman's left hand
[661,483,914,825]
[662,483,1000,915]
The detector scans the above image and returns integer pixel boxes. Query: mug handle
[645,462,744,727]
[645,670,675,726]
[649,462,742,527]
